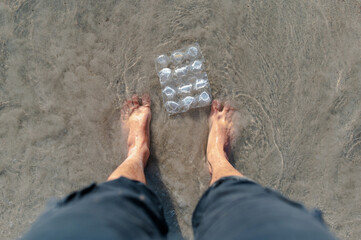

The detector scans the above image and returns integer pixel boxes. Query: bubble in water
[174,66,188,77]
[179,84,192,93]
[157,55,169,67]
[195,78,208,90]
[199,91,211,103]
[162,86,176,98]
[172,52,184,64]
[158,68,172,83]
[187,46,198,58]
[165,101,180,113]
[191,60,202,72]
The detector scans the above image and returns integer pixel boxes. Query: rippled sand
[1,1,361,239]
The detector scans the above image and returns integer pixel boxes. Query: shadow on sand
[145,153,184,240]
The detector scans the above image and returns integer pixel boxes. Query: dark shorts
[22,177,336,240]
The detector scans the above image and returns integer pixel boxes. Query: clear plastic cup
[158,68,172,84]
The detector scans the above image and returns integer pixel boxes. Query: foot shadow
[225,144,236,167]
[145,153,184,240]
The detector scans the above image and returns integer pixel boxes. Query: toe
[126,99,134,112]
[142,93,151,107]
[226,108,235,121]
[123,101,129,112]
[216,101,223,111]
[126,99,133,107]
[211,100,222,114]
[120,109,126,120]
[223,101,231,112]
[132,94,139,107]
[121,101,130,119]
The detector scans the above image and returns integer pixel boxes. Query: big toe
[211,99,222,114]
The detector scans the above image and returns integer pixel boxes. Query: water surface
[0,1,361,239]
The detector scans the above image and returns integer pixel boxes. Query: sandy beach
[0,0,361,239]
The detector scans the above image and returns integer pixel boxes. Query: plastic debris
[156,43,212,115]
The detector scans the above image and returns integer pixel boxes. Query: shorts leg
[192,176,336,240]
[22,177,168,240]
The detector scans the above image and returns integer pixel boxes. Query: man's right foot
[207,100,234,174]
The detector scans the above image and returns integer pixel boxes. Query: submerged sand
[0,1,361,239]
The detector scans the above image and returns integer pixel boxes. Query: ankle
[207,142,227,160]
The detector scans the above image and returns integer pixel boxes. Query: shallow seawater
[1,1,361,239]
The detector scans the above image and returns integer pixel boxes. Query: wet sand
[1,1,361,239]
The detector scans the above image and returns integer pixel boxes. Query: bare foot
[121,94,151,167]
[106,94,151,183]
[207,100,242,184]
